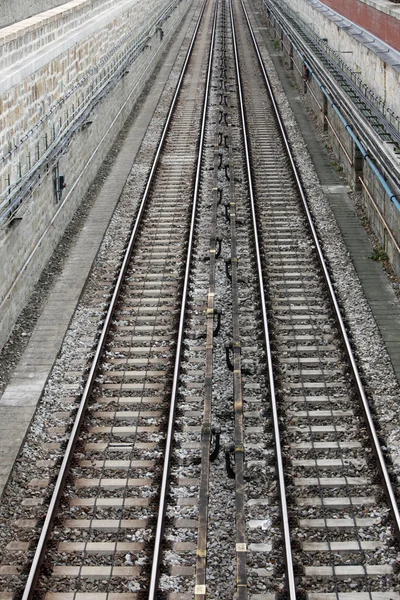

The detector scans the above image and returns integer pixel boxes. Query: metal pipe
[325,114,353,165]
[359,176,400,255]
[305,63,400,211]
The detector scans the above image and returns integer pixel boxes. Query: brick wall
[320,0,400,52]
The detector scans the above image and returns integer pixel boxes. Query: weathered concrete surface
[0,0,67,28]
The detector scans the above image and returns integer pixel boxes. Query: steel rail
[229,1,297,599]
[148,0,218,597]
[241,0,400,539]
[20,3,208,599]
[264,0,400,192]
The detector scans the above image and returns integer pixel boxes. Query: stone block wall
[0,0,178,183]
[0,0,189,349]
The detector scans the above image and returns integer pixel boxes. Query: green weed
[369,246,389,262]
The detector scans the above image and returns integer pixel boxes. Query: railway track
[1,0,400,599]
[232,0,400,598]
[35,1,216,597]
[0,1,215,598]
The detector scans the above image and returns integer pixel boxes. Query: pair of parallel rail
[1,0,399,599]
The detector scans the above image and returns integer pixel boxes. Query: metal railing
[284,5,400,136]
[264,0,400,201]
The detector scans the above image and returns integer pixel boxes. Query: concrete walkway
[0,9,196,497]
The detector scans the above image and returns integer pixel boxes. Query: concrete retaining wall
[275,0,400,121]
[317,0,400,52]
[362,162,400,275]
[265,0,400,276]
[0,0,189,349]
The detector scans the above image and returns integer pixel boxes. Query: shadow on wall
[0,0,68,28]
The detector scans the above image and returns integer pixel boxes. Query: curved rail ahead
[240,0,400,541]
[148,0,218,596]
[20,3,208,599]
